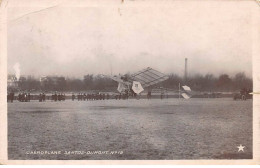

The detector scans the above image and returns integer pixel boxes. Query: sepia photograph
[1,0,260,164]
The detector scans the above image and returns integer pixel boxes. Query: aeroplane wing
[102,75,131,85]
[129,67,169,88]
[110,75,124,83]
[181,93,191,99]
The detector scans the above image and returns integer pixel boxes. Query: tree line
[162,72,252,92]
[9,72,252,92]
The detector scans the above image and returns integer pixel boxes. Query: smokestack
[13,62,20,81]
[185,58,188,82]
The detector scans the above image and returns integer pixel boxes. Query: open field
[8,98,252,160]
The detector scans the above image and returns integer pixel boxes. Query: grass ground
[8,98,252,160]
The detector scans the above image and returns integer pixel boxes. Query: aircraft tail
[181,85,192,99]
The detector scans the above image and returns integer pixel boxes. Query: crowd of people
[39,93,46,102]
[7,88,158,103]
[17,92,31,102]
[7,91,140,103]
[115,93,129,100]
[8,92,32,102]
[71,90,138,101]
[51,93,66,101]
[72,93,112,101]
[7,92,15,102]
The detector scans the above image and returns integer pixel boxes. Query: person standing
[39,93,42,102]
[63,94,66,101]
[42,93,46,102]
[83,93,86,101]
[147,91,151,100]
[54,92,57,101]
[24,93,28,102]
[28,93,31,102]
[86,94,89,101]
[58,93,62,101]
[51,93,54,101]
[72,93,75,101]
[160,92,163,100]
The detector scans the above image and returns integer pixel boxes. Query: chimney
[185,58,188,82]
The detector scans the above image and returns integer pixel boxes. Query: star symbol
[237,144,245,152]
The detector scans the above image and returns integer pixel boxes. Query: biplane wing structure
[109,75,132,85]
[110,75,124,83]
[106,67,168,94]
[128,67,169,89]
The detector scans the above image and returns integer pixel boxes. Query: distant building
[40,76,48,85]
[7,74,18,88]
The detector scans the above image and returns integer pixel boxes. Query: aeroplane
[106,67,169,95]
[104,67,193,99]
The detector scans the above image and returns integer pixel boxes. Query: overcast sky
[7,1,253,78]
